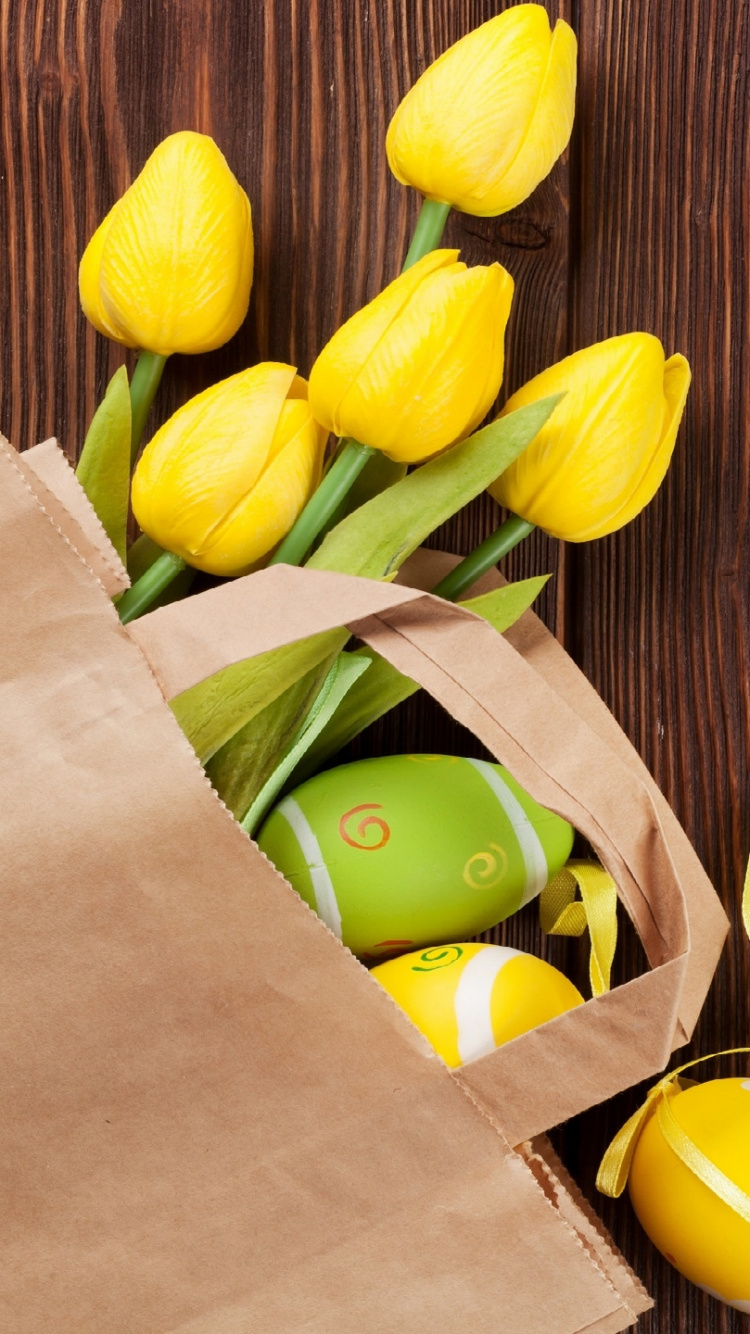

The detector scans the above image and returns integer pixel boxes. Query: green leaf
[308,396,562,580]
[286,647,404,787]
[76,366,132,565]
[461,575,550,634]
[289,576,550,785]
[171,628,349,765]
[314,450,407,548]
[205,655,340,818]
[240,653,371,836]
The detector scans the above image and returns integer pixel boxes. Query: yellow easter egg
[629,1078,750,1312]
[371,942,584,1068]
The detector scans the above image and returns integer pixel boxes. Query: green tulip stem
[129,350,168,464]
[401,199,452,270]
[269,439,375,567]
[431,514,536,603]
[117,549,187,624]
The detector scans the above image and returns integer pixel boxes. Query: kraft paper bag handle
[125,566,725,1143]
[399,547,729,1047]
[125,568,687,960]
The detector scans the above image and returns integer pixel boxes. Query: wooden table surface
[1,1,749,1329]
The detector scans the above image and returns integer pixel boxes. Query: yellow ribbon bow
[597,1050,750,1220]
[539,860,618,997]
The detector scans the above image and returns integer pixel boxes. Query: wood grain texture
[551,6,750,1330]
[0,1,748,1329]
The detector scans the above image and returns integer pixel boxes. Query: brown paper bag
[0,437,726,1332]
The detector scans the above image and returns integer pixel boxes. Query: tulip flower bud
[489,334,691,541]
[79,131,253,356]
[308,249,514,463]
[131,364,326,576]
[386,5,577,218]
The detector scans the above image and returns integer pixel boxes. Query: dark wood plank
[0,1,747,1329]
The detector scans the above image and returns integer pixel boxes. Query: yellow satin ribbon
[597,1050,750,1217]
[539,860,618,997]
[743,853,750,941]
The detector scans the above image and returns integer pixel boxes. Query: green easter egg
[257,754,574,960]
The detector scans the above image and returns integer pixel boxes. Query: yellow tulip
[386,5,577,217]
[489,334,691,541]
[79,131,253,356]
[308,249,514,463]
[131,364,326,576]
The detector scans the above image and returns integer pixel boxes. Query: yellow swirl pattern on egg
[463,843,509,890]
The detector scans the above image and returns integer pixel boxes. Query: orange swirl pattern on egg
[338,803,391,850]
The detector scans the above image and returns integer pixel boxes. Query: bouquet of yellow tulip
[74,4,690,843]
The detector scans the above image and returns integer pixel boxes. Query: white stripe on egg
[454,946,521,1064]
[466,758,549,906]
[276,797,343,938]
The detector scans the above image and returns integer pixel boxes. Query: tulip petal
[333,263,513,462]
[198,408,325,575]
[96,132,253,355]
[78,208,137,346]
[262,398,314,467]
[459,265,516,436]
[308,250,459,434]
[288,374,312,401]
[485,20,578,215]
[132,362,296,560]
[395,264,512,452]
[581,353,691,539]
[541,339,667,540]
[491,334,671,539]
